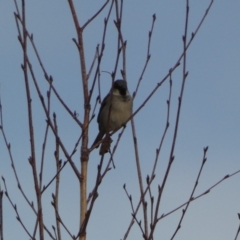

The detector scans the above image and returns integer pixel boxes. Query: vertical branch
[133,14,156,99]
[21,0,44,239]
[53,113,62,240]
[0,185,3,240]
[89,0,114,104]
[128,10,156,240]
[162,0,189,208]
[78,155,104,238]
[149,1,190,239]
[67,1,89,240]
[0,92,3,240]
[130,119,148,238]
[151,75,172,176]
[127,16,157,236]
[39,86,52,191]
[115,0,127,80]
[113,0,123,80]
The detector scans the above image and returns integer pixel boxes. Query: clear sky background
[0,1,240,240]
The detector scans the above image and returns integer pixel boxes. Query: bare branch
[0,185,3,240]
[82,0,110,30]
[133,13,156,99]
[234,214,240,240]
[158,168,240,221]
[170,145,208,239]
[39,86,52,191]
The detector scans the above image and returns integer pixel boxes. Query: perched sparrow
[92,80,133,152]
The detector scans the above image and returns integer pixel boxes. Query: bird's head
[113,80,128,96]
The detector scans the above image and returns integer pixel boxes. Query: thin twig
[146,176,154,229]
[0,184,3,240]
[51,194,74,239]
[39,85,52,191]
[82,0,110,30]
[149,2,190,238]
[234,214,240,240]
[133,14,156,100]
[88,0,114,104]
[114,0,127,81]
[152,76,172,176]
[170,146,208,239]
[130,117,148,237]
[158,168,240,221]
[123,174,156,240]
[2,178,36,240]
[123,184,135,214]
[53,114,62,240]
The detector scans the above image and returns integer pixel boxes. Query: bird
[92,80,133,153]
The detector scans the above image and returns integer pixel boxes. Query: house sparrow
[92,80,133,152]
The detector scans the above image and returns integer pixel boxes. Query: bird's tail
[91,132,104,148]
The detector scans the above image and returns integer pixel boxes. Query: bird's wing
[97,93,110,123]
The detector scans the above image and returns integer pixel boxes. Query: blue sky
[0,1,240,239]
